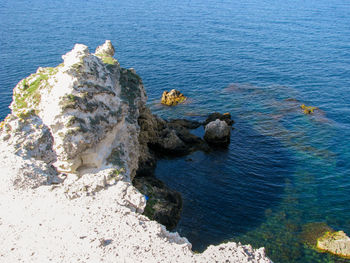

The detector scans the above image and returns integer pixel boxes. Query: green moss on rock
[13,68,55,114]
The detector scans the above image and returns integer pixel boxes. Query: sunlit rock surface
[204,119,231,146]
[317,231,350,259]
[0,41,271,263]
[161,89,186,106]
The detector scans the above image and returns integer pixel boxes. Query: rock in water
[300,104,317,114]
[204,119,231,146]
[161,89,186,106]
[204,112,234,126]
[317,231,350,259]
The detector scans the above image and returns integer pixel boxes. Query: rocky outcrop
[2,40,146,185]
[135,110,235,228]
[161,89,186,106]
[300,222,350,259]
[135,107,209,229]
[317,231,350,259]
[137,107,208,160]
[133,176,182,230]
[0,41,271,263]
[204,112,235,126]
[204,119,231,146]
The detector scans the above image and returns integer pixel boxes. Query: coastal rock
[137,106,166,176]
[204,119,231,146]
[300,222,350,259]
[4,41,146,181]
[161,89,186,106]
[95,40,115,57]
[137,106,208,158]
[204,112,234,126]
[168,118,201,129]
[317,231,350,258]
[300,104,317,114]
[0,41,271,263]
[133,176,182,230]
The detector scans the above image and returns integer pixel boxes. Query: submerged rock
[204,119,231,146]
[300,222,334,248]
[300,104,317,114]
[317,231,350,259]
[161,89,186,106]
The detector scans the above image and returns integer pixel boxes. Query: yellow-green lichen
[300,104,317,114]
[96,54,117,65]
[13,67,56,115]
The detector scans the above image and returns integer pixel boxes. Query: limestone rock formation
[317,231,350,258]
[95,40,115,57]
[0,41,271,263]
[161,89,186,106]
[2,41,146,183]
[204,119,231,146]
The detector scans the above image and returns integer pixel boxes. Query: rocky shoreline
[135,105,236,229]
[0,41,271,262]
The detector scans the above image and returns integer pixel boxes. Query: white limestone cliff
[0,41,272,263]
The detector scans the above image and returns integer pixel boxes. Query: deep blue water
[1,0,350,262]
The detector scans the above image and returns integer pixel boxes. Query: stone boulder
[204,112,234,126]
[317,231,350,258]
[161,89,186,106]
[204,119,231,146]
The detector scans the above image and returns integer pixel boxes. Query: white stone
[95,40,115,57]
[0,41,271,263]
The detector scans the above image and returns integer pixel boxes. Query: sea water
[1,0,350,262]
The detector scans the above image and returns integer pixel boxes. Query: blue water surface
[1,0,350,262]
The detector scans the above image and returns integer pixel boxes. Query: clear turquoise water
[1,0,350,262]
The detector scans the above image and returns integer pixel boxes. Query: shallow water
[1,0,350,262]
